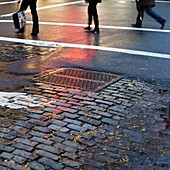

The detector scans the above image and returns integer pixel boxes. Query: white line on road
[1,20,170,33]
[0,36,170,60]
[0,0,83,18]
[0,1,18,5]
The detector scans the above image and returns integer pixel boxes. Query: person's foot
[131,24,142,28]
[91,28,99,33]
[160,20,166,29]
[15,29,24,33]
[84,26,91,31]
[31,33,38,36]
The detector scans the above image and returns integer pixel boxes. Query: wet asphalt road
[0,0,170,89]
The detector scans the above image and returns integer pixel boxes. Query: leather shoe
[31,33,38,36]
[91,28,99,33]
[16,30,24,33]
[84,26,91,31]
[131,24,141,28]
[160,20,166,29]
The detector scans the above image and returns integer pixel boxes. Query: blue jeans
[136,6,165,27]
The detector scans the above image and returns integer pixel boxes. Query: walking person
[132,0,166,29]
[17,0,39,36]
[84,0,101,33]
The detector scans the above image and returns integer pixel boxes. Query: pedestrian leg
[145,7,166,29]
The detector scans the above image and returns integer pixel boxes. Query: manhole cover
[34,68,123,92]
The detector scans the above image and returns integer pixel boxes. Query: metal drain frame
[34,68,123,92]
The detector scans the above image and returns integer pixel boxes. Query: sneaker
[160,20,166,29]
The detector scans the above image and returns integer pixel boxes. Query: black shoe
[31,33,38,36]
[84,26,91,31]
[16,29,24,33]
[91,28,99,33]
[131,24,142,28]
[160,20,166,29]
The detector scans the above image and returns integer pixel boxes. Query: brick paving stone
[13,155,27,164]
[63,112,80,119]
[28,131,51,139]
[70,130,93,140]
[63,118,83,126]
[38,157,64,169]
[67,124,88,133]
[36,144,61,154]
[52,101,71,107]
[28,161,45,170]
[57,106,78,113]
[12,149,37,160]
[0,128,12,133]
[36,149,59,161]
[95,99,113,106]
[62,152,78,160]
[0,145,15,152]
[73,95,94,101]
[33,126,51,133]
[68,101,84,106]
[78,116,101,126]
[0,132,16,140]
[30,136,53,145]
[0,166,12,170]
[1,161,30,170]
[14,138,38,147]
[12,143,34,152]
[50,136,65,143]
[43,107,62,113]
[102,118,118,126]
[26,114,48,121]
[78,139,96,147]
[53,131,74,140]
[108,106,125,113]
[62,140,79,148]
[26,108,44,114]
[51,119,68,126]
[107,110,125,117]
[41,89,56,94]
[0,152,14,160]
[80,158,103,168]
[92,110,112,118]
[60,158,82,168]
[54,143,77,153]
[48,124,68,132]
[82,123,97,131]
[14,121,34,129]
[28,119,49,127]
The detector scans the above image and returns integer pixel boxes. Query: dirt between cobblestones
[0,42,170,169]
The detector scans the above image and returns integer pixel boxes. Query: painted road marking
[0,0,83,18]
[0,36,170,59]
[1,20,170,33]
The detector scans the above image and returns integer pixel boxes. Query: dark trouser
[20,0,39,34]
[88,1,99,29]
[136,5,165,27]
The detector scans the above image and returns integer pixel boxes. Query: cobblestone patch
[0,79,170,169]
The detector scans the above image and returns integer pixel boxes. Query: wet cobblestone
[0,78,170,169]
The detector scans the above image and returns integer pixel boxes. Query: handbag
[12,10,26,30]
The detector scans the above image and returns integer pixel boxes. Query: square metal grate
[34,68,123,92]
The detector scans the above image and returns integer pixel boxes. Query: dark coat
[139,0,155,7]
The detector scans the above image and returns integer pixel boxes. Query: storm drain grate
[34,68,123,92]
